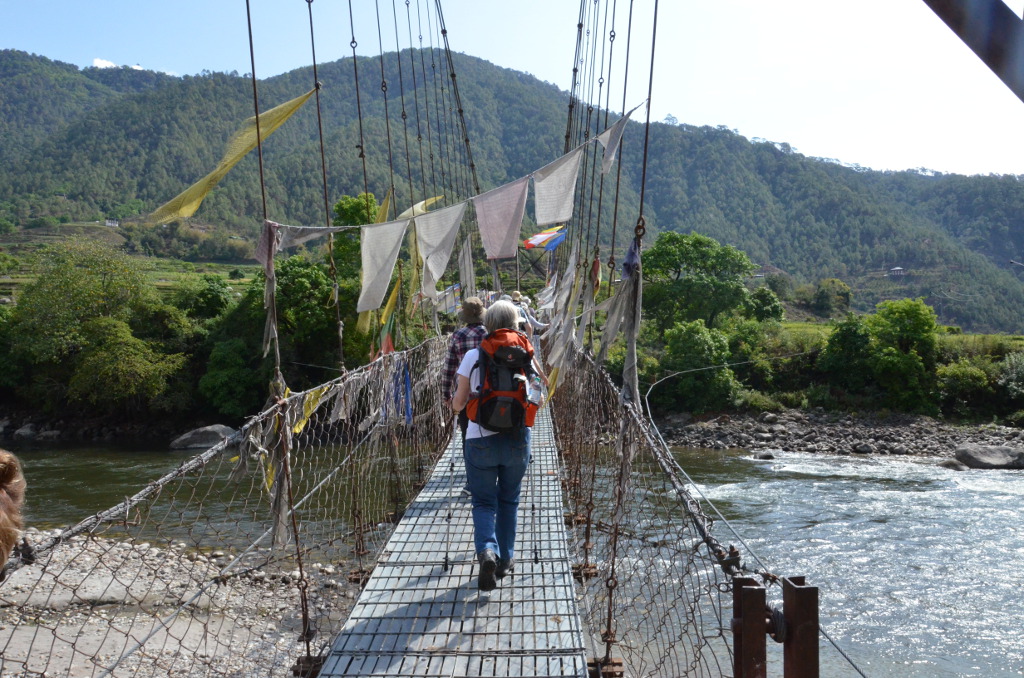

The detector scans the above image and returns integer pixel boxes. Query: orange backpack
[466,328,538,432]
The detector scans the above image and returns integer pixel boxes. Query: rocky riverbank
[0,409,214,447]
[659,408,1024,457]
[0,527,362,676]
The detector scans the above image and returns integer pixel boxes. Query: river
[11,444,1024,677]
[674,447,1024,678]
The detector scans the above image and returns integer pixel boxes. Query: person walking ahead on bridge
[451,300,543,591]
[442,297,487,498]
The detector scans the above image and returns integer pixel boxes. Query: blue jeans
[464,428,531,562]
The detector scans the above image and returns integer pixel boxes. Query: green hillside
[2,48,1024,331]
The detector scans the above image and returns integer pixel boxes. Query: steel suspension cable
[635,0,659,223]
[414,2,441,203]
[374,0,399,215]
[390,0,417,212]
[434,1,480,197]
[606,0,632,296]
[404,1,430,204]
[565,1,588,154]
[244,0,280,376]
[306,0,347,371]
[246,2,317,667]
[346,0,374,223]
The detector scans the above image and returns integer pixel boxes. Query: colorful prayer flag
[524,226,565,250]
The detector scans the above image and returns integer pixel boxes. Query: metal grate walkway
[319,407,588,677]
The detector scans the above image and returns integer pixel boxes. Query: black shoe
[478,549,497,591]
[460,484,472,498]
[496,558,515,579]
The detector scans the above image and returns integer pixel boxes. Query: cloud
[92,58,117,69]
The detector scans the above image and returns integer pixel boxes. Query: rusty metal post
[732,576,767,678]
[783,576,819,677]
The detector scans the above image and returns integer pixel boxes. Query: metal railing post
[732,576,767,678]
[783,576,819,677]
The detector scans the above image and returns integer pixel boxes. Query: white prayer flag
[415,202,467,300]
[356,219,411,312]
[473,177,529,260]
[596,102,643,174]
[533,147,584,225]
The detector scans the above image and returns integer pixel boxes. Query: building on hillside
[888,267,905,277]
[104,218,120,228]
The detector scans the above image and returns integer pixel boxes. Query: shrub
[999,352,1024,403]
[936,360,993,418]
[649,320,737,414]
[805,384,840,410]
[734,389,783,413]
[871,346,932,412]
[775,391,808,409]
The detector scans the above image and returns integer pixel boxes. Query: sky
[4,0,1024,176]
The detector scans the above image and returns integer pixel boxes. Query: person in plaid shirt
[444,297,487,499]
[443,296,487,414]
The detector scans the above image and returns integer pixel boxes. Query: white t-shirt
[457,348,498,439]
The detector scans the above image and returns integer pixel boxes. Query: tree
[172,274,234,319]
[643,232,756,330]
[867,298,938,371]
[10,242,146,364]
[199,338,264,418]
[67,317,186,415]
[331,193,379,279]
[746,287,785,322]
[0,253,18,276]
[818,314,874,392]
[333,193,379,226]
[812,278,851,317]
[764,272,793,300]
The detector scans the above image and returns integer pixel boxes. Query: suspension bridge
[0,334,830,678]
[0,0,911,673]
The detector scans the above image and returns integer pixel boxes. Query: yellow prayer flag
[149,89,315,224]
[356,310,373,335]
[398,195,443,219]
[293,385,330,435]
[546,367,560,401]
[380,277,401,328]
[376,188,393,223]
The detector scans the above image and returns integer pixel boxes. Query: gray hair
[484,300,520,334]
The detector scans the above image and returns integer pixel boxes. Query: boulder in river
[13,423,36,441]
[170,424,236,450]
[954,444,1024,470]
[938,459,969,471]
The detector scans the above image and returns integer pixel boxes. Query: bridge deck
[319,408,589,677]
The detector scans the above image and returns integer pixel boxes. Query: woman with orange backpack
[451,299,544,591]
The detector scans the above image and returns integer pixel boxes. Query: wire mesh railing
[0,338,451,678]
[551,340,735,678]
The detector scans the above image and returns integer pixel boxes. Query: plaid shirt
[442,323,487,400]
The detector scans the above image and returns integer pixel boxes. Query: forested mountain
[2,48,1024,332]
